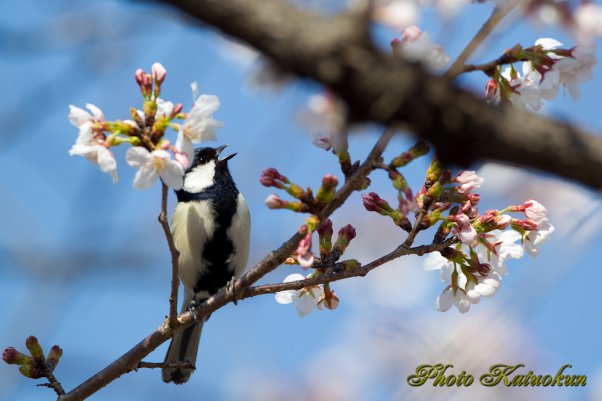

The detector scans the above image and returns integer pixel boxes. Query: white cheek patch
[184,161,216,193]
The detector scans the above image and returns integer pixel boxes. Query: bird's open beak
[216,144,237,163]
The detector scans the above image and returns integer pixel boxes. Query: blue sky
[1,1,602,400]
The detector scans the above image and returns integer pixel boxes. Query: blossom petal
[295,292,316,317]
[133,165,159,189]
[423,252,447,271]
[159,159,185,190]
[436,288,453,312]
[126,147,151,168]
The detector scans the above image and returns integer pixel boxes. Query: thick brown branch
[158,182,180,327]
[58,130,394,401]
[157,0,602,189]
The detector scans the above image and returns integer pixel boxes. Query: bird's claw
[188,300,199,322]
[226,276,238,305]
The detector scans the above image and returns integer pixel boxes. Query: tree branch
[242,237,456,298]
[158,182,179,327]
[156,0,602,189]
[57,129,394,401]
[445,0,520,79]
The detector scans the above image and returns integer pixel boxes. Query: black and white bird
[162,144,250,384]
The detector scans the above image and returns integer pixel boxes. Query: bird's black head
[176,144,239,201]
[188,144,236,172]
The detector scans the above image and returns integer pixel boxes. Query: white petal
[183,95,223,142]
[96,148,118,183]
[283,273,306,283]
[86,103,104,120]
[453,291,471,313]
[156,98,174,117]
[535,38,562,50]
[436,289,453,312]
[423,252,447,271]
[68,105,91,127]
[159,159,185,190]
[457,270,468,291]
[133,165,159,189]
[465,282,481,303]
[475,283,496,297]
[191,81,199,102]
[295,293,316,317]
[125,147,152,168]
[275,290,296,304]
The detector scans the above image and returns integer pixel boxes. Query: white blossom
[484,229,524,276]
[275,274,323,317]
[125,147,184,190]
[181,82,223,143]
[69,142,118,183]
[300,93,348,153]
[523,221,555,257]
[455,170,484,194]
[397,26,449,71]
[436,287,470,313]
[68,103,104,128]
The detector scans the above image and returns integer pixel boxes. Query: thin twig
[135,361,195,370]
[158,182,180,328]
[57,129,395,401]
[242,237,456,298]
[37,372,65,396]
[445,0,520,79]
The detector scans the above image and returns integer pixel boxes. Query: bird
[162,144,251,384]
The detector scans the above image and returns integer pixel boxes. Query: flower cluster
[419,167,554,313]
[68,63,222,189]
[2,336,62,380]
[485,38,596,110]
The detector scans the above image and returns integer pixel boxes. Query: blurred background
[2,1,602,400]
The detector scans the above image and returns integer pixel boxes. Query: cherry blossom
[69,142,118,183]
[394,26,449,71]
[454,170,484,194]
[436,287,471,313]
[125,147,184,190]
[300,93,348,153]
[523,221,555,257]
[275,274,323,317]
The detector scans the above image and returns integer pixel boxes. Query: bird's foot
[226,276,238,305]
[188,299,199,322]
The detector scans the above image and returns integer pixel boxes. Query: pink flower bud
[265,194,283,209]
[450,213,477,245]
[3,347,28,365]
[151,62,167,84]
[134,69,145,85]
[361,192,393,215]
[513,219,538,231]
[454,171,484,194]
[25,336,43,360]
[45,345,63,373]
[485,78,498,100]
[260,168,288,188]
[171,103,184,118]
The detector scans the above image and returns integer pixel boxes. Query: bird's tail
[162,293,205,384]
